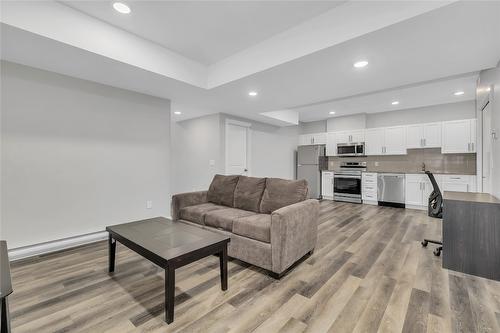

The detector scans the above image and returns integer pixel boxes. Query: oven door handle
[334,175,361,179]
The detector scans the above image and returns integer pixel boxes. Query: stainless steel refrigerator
[297,145,326,199]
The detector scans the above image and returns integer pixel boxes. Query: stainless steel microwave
[336,142,365,156]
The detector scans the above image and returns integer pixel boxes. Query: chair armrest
[171,191,208,220]
[270,199,319,273]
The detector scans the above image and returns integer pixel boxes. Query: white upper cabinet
[335,130,364,144]
[406,124,423,149]
[365,128,385,155]
[350,130,365,143]
[384,126,407,155]
[326,132,337,156]
[470,119,477,153]
[299,134,314,146]
[442,119,476,153]
[407,122,442,149]
[423,123,442,148]
[312,132,327,145]
[365,126,406,155]
[298,132,327,146]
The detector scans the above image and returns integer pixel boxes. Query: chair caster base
[433,247,442,257]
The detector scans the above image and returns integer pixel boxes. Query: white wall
[219,114,298,180]
[1,61,172,248]
[316,101,476,131]
[364,101,476,128]
[478,65,500,198]
[299,120,327,134]
[170,113,224,194]
[171,113,299,194]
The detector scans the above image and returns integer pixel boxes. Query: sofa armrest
[270,199,319,274]
[171,191,208,220]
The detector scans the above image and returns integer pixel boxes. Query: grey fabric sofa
[171,174,319,278]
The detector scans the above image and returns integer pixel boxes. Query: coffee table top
[106,217,230,265]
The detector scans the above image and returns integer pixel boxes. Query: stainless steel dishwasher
[377,173,405,208]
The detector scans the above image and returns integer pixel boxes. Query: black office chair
[421,171,443,256]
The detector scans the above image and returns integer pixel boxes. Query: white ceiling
[61,1,343,65]
[1,1,500,125]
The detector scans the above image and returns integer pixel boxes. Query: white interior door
[482,102,493,193]
[226,122,249,175]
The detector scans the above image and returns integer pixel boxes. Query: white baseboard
[8,231,108,261]
[7,216,173,261]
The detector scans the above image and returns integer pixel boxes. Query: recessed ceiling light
[248,91,258,96]
[391,101,400,105]
[173,111,182,115]
[113,2,131,14]
[454,91,465,96]
[329,111,336,115]
[353,60,368,68]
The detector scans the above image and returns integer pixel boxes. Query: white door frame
[225,118,252,176]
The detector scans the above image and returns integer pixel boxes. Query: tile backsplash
[327,148,476,175]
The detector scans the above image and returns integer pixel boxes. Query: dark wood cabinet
[443,192,500,281]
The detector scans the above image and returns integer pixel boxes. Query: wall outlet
[146,200,153,209]
[209,159,215,166]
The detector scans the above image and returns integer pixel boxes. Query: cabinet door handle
[420,139,423,147]
[424,138,426,146]
[467,143,470,151]
[471,142,474,151]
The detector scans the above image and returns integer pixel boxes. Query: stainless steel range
[334,161,366,203]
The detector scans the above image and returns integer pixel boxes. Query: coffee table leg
[1,297,11,333]
[165,266,175,324]
[108,234,116,273]
[220,245,228,291]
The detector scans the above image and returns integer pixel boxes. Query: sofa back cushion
[233,176,266,213]
[259,178,308,213]
[207,174,239,207]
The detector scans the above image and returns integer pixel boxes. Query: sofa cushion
[232,214,271,243]
[205,208,256,231]
[233,176,266,213]
[207,174,240,207]
[259,178,308,214]
[179,203,226,225]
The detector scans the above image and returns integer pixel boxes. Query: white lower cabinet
[321,171,334,200]
[405,174,431,208]
[440,175,476,193]
[362,172,378,204]
[405,173,476,210]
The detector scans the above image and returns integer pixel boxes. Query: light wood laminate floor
[9,201,500,332]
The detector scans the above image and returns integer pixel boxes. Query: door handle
[471,142,474,151]
[423,138,426,146]
[244,169,248,172]
[467,143,471,152]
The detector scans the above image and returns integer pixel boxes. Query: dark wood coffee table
[106,217,230,324]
